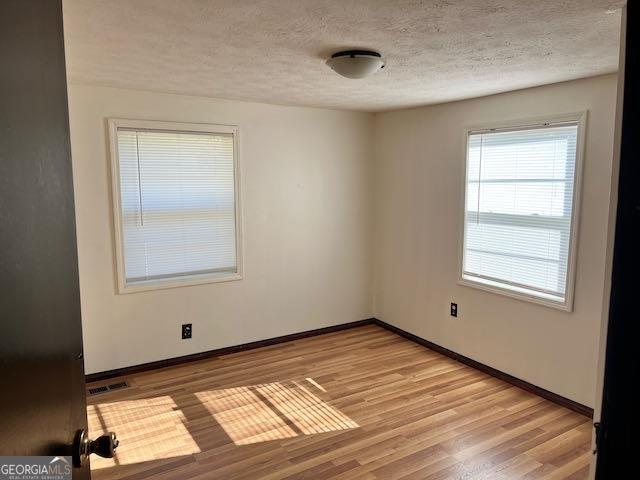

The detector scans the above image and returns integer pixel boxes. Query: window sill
[458,277,573,312]
[118,272,242,294]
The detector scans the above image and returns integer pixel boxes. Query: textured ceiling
[62,0,623,112]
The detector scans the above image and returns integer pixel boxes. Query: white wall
[68,85,374,374]
[70,75,617,406]
[373,75,618,407]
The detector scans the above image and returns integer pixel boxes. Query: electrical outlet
[450,303,458,317]
[182,323,192,339]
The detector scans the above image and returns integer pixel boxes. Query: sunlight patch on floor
[87,378,358,471]
[87,396,201,470]
[196,379,358,445]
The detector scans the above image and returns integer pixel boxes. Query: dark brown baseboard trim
[85,318,376,383]
[373,318,594,418]
[86,317,594,418]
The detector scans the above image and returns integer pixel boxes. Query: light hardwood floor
[86,325,592,480]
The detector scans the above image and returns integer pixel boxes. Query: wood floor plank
[87,325,592,479]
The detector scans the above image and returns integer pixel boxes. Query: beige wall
[70,75,617,406]
[68,84,374,374]
[373,75,618,407]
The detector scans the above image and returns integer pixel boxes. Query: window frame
[108,118,243,294]
[458,112,587,312]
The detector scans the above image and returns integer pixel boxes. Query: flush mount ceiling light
[326,50,385,79]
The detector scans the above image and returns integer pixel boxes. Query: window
[109,119,242,293]
[460,115,585,310]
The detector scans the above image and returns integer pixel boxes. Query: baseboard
[373,318,594,418]
[85,318,376,383]
[85,316,594,418]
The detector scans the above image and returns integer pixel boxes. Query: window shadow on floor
[87,378,358,475]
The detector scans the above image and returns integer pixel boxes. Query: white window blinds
[462,122,580,307]
[115,126,238,289]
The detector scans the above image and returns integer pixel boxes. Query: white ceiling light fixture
[326,50,385,79]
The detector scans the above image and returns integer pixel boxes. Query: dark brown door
[0,1,90,478]
[595,3,639,478]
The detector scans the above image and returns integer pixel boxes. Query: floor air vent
[88,385,109,396]
[108,381,128,390]
[88,381,129,396]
